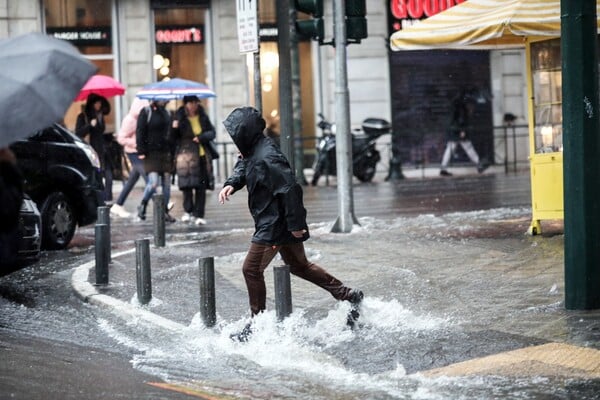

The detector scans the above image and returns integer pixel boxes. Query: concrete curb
[71,246,193,333]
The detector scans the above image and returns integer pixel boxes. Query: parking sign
[236,0,258,53]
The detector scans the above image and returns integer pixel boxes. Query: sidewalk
[71,171,600,395]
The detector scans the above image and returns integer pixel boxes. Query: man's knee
[243,264,262,280]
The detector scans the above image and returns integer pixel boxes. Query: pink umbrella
[75,74,125,101]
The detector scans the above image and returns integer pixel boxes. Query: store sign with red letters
[155,25,204,44]
[389,0,466,31]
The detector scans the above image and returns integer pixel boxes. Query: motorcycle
[311,113,391,185]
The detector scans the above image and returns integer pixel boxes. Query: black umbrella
[0,32,97,147]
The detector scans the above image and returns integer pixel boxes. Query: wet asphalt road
[0,170,555,399]
[0,248,195,399]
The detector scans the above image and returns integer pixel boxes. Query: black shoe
[346,289,364,329]
[137,203,147,220]
[477,162,490,174]
[230,323,253,342]
[348,289,364,306]
[440,169,452,177]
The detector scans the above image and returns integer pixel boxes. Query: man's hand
[459,131,466,139]
[138,154,145,160]
[219,185,235,204]
[291,229,307,238]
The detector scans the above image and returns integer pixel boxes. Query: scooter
[311,113,391,185]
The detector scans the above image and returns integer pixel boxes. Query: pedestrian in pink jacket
[110,98,150,218]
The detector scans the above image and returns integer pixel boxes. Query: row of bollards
[95,206,111,285]
[152,194,165,247]
[198,257,216,326]
[274,265,292,321]
[93,194,294,326]
[195,259,293,327]
[94,194,166,287]
[135,238,152,305]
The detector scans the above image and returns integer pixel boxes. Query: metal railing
[212,124,531,182]
[493,123,530,173]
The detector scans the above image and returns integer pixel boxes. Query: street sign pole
[332,0,358,233]
[277,0,295,166]
[236,0,261,111]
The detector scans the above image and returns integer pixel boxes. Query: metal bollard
[198,257,216,327]
[135,239,152,305]
[152,193,165,247]
[97,206,111,262]
[94,223,109,285]
[274,265,292,321]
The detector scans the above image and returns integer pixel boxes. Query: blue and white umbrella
[136,78,216,101]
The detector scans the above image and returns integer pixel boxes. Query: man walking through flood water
[218,106,363,341]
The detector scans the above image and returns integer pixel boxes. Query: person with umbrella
[135,100,176,223]
[170,95,216,225]
[0,32,95,260]
[75,93,113,201]
[0,32,97,147]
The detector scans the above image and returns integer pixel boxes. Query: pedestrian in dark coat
[439,89,488,176]
[218,106,363,341]
[171,95,216,225]
[136,100,175,222]
[75,93,113,201]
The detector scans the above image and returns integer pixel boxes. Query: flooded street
[3,174,600,399]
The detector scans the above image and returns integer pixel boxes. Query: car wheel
[40,192,76,250]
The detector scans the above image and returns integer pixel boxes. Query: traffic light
[294,0,324,44]
[346,0,367,43]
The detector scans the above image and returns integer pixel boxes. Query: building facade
[1,0,529,179]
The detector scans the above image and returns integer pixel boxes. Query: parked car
[10,124,105,250]
[0,195,42,276]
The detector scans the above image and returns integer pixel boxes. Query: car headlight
[75,140,101,169]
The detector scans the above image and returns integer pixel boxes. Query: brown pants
[242,242,352,315]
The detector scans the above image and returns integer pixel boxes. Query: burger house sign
[390,0,466,30]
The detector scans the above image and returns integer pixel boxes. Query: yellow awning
[390,0,600,51]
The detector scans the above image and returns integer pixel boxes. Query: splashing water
[97,295,454,399]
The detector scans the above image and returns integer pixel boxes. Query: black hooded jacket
[223,107,308,245]
[75,93,110,158]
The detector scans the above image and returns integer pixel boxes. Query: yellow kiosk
[527,38,564,235]
[389,1,600,235]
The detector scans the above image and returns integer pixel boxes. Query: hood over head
[223,107,266,157]
[85,93,110,115]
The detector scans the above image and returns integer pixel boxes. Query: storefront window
[531,39,562,153]
[153,8,207,83]
[44,0,115,131]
